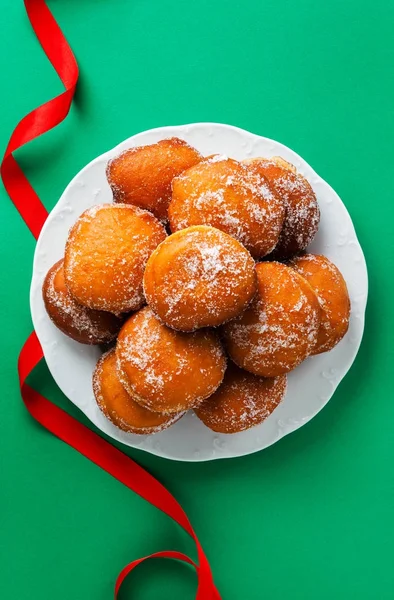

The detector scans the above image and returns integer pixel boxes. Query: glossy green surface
[1,1,393,598]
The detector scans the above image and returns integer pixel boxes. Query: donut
[64,204,166,313]
[195,362,287,434]
[93,350,184,434]
[168,155,285,258]
[143,225,257,331]
[243,156,320,258]
[222,261,321,377]
[116,306,227,414]
[106,138,202,221]
[42,259,122,344]
[290,254,350,354]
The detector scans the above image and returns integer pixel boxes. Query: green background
[1,1,393,598]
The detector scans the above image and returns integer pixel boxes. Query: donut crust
[143,225,257,331]
[222,261,321,377]
[93,350,184,434]
[64,204,166,313]
[43,259,122,344]
[116,307,227,414]
[107,137,202,221]
[291,254,350,353]
[244,157,320,258]
[169,156,285,258]
[195,362,287,434]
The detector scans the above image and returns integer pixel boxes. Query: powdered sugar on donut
[169,159,285,258]
[196,367,287,433]
[244,157,320,257]
[291,254,350,353]
[275,172,320,252]
[43,260,121,344]
[64,203,166,313]
[93,350,184,435]
[143,226,257,331]
[223,262,321,376]
[116,307,227,414]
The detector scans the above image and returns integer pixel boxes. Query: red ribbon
[1,2,221,598]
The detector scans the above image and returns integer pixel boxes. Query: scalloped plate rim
[30,122,368,462]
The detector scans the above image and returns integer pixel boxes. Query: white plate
[30,123,368,462]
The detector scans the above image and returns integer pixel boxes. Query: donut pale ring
[106,138,202,221]
[116,306,227,414]
[64,204,166,313]
[291,254,350,354]
[143,225,257,331]
[42,259,122,344]
[195,362,287,434]
[93,350,184,434]
[222,261,321,377]
[169,156,285,258]
[243,157,320,258]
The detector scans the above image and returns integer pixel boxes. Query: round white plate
[30,123,368,462]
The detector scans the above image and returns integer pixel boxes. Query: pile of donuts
[43,137,350,436]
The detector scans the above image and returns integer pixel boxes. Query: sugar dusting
[244,157,320,257]
[224,263,320,374]
[206,154,228,163]
[170,159,285,257]
[291,254,350,352]
[144,227,257,330]
[64,203,166,313]
[44,260,120,343]
[275,172,320,253]
[196,367,287,433]
[93,350,184,435]
[116,307,227,413]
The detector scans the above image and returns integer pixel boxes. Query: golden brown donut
[169,156,285,258]
[42,259,122,344]
[93,350,184,434]
[106,138,202,221]
[64,204,166,313]
[143,225,257,331]
[195,362,287,434]
[222,261,321,377]
[116,306,227,414]
[243,157,320,258]
[290,254,350,354]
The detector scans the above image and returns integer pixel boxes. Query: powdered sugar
[43,260,121,344]
[195,364,287,434]
[64,203,166,313]
[244,157,320,258]
[223,262,321,376]
[169,159,285,258]
[116,307,227,413]
[93,349,184,435]
[275,172,320,251]
[207,154,228,163]
[144,226,257,331]
[291,254,350,353]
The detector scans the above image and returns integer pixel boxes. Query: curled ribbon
[1,2,221,598]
